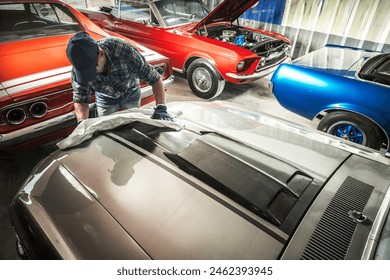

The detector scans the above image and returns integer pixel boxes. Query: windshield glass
[155,0,210,27]
[0,2,81,43]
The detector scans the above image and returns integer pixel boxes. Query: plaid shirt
[71,37,161,104]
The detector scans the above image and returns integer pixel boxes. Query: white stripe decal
[2,66,72,89]
[6,73,71,95]
[0,89,8,98]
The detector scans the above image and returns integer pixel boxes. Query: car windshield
[0,2,81,43]
[154,0,210,27]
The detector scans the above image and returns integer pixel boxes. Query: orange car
[0,0,173,152]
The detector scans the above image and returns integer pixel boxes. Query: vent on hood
[165,132,313,228]
[301,176,374,260]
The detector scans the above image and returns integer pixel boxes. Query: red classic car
[0,0,173,153]
[80,0,292,99]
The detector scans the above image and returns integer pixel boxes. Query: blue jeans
[96,88,141,117]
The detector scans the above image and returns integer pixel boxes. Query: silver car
[9,101,390,259]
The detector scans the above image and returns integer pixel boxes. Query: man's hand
[151,104,173,121]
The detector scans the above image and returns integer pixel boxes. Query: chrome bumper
[141,75,175,99]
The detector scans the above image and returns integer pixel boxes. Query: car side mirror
[141,19,153,27]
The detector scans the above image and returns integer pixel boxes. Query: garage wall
[66,0,390,59]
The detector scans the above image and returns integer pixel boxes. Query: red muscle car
[0,0,173,152]
[80,0,291,99]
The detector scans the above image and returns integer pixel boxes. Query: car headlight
[284,44,291,55]
[237,58,257,72]
[237,61,245,71]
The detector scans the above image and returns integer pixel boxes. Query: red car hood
[191,0,259,31]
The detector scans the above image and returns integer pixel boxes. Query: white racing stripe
[2,66,72,96]
[0,88,8,99]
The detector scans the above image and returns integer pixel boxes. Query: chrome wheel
[192,67,213,93]
[187,58,225,99]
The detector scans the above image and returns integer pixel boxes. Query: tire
[187,58,225,99]
[317,111,383,150]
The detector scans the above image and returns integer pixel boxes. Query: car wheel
[187,59,225,99]
[318,111,383,150]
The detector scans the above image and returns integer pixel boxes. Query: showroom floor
[0,74,313,260]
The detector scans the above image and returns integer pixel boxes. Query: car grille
[256,43,289,72]
[300,176,374,260]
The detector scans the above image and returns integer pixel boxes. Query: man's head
[66,32,98,83]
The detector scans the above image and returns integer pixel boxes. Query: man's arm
[151,78,172,121]
[74,102,89,123]
[151,78,166,105]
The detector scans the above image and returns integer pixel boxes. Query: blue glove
[151,104,173,121]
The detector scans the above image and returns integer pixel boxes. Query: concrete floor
[0,74,315,260]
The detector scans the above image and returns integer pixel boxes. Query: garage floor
[0,74,313,260]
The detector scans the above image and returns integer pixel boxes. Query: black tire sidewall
[318,111,383,150]
[187,59,222,99]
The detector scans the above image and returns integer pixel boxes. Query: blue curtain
[241,0,287,25]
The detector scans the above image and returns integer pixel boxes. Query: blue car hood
[292,46,382,77]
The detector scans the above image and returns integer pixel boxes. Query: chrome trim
[172,67,185,73]
[140,75,174,99]
[361,186,390,259]
[30,102,48,118]
[6,108,26,125]
[226,58,291,80]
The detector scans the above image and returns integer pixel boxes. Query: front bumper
[226,58,292,81]
[141,74,174,99]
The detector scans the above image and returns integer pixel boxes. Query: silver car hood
[55,132,286,259]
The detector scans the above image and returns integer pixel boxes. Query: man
[66,31,171,123]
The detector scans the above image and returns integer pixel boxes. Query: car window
[154,0,209,27]
[112,1,155,25]
[0,2,81,43]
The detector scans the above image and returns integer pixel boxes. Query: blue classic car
[270,45,390,153]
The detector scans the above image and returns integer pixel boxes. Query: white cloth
[57,108,183,150]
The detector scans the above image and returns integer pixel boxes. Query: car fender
[182,52,216,71]
[317,105,389,146]
[271,63,390,128]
